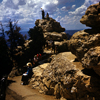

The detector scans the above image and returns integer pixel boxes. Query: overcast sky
[0,0,100,31]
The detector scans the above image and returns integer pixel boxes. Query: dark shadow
[7,80,16,86]
[84,29,100,35]
[82,68,100,78]
[73,58,79,62]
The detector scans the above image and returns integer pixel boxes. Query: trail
[6,76,58,100]
[5,49,82,100]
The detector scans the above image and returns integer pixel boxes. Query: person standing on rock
[41,8,45,19]
[52,40,55,53]
[46,13,49,20]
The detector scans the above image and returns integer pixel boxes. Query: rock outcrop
[80,2,100,28]
[30,52,100,100]
[82,46,100,76]
[34,17,68,53]
[35,17,67,42]
[44,32,67,41]
[68,2,100,76]
[68,29,100,60]
[35,17,65,33]
[55,41,68,53]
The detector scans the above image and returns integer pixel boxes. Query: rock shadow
[82,68,100,78]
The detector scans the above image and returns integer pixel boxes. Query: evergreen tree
[6,19,25,57]
[0,35,12,79]
[28,26,45,54]
[0,22,5,38]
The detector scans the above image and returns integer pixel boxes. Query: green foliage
[28,26,45,54]
[6,20,25,57]
[6,20,25,49]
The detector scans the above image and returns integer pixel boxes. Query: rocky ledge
[35,17,65,33]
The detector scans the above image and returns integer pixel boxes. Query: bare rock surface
[34,17,68,53]
[30,52,100,100]
[35,18,65,33]
[80,2,100,28]
[44,32,67,41]
[68,28,100,76]
[82,46,100,76]
[68,29,100,60]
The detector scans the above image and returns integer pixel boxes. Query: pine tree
[6,19,25,57]
[28,26,45,54]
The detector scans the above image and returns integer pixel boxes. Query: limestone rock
[68,29,100,61]
[32,63,49,77]
[35,17,65,32]
[80,2,100,28]
[55,41,69,53]
[44,32,67,41]
[35,17,67,53]
[30,52,100,100]
[82,46,100,76]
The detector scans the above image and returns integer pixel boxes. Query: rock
[35,17,68,53]
[60,97,67,100]
[32,63,49,77]
[35,17,65,32]
[68,2,100,76]
[68,29,100,61]
[30,52,100,100]
[80,2,100,28]
[44,32,67,41]
[55,41,69,53]
[82,46,100,76]
[24,39,32,48]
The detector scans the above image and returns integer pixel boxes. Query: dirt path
[5,51,83,100]
[6,76,58,100]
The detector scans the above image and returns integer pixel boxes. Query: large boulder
[80,2,100,28]
[30,52,100,100]
[82,46,100,76]
[68,29,100,61]
[35,17,65,32]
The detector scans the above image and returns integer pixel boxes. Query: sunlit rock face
[30,52,100,100]
[68,2,100,76]
[80,2,100,28]
[68,29,100,61]
[35,17,65,33]
[35,17,68,53]
[82,46,100,76]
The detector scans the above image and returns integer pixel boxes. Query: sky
[0,0,100,31]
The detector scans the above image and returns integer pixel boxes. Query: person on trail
[45,40,48,50]
[33,55,39,67]
[38,53,42,60]
[21,62,33,85]
[51,40,55,53]
[0,75,7,100]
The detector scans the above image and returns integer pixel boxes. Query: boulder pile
[30,52,100,100]
[68,2,100,76]
[35,17,68,52]
[35,17,65,33]
[29,3,100,99]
